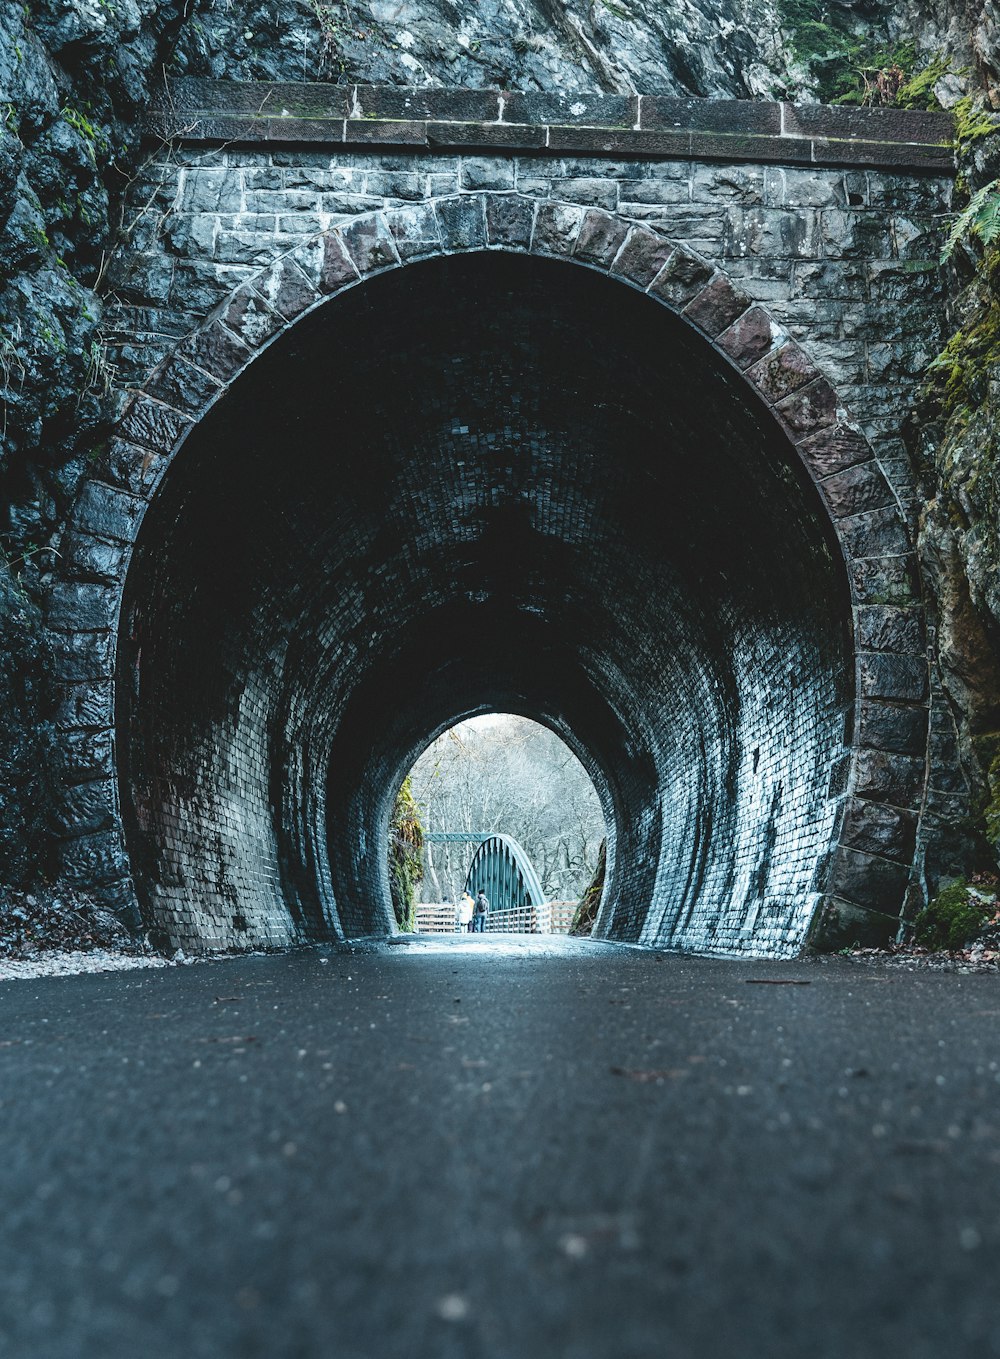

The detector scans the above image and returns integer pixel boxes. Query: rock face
[0,0,195,887]
[168,0,804,98]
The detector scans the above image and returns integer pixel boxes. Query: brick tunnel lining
[117,252,851,954]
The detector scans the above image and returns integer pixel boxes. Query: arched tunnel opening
[117,251,852,956]
[403,713,609,926]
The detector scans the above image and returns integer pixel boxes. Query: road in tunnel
[0,942,998,1359]
[117,252,851,954]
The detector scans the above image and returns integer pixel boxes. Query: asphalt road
[1,934,999,1359]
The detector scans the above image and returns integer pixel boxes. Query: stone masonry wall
[48,92,955,954]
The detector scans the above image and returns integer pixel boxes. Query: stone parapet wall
[150,79,954,173]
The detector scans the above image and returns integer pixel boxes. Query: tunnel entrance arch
[54,196,927,956]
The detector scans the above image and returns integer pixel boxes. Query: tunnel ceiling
[118,251,850,955]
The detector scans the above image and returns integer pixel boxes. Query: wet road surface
[1,935,999,1358]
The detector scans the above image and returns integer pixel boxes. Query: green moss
[777,3,947,109]
[895,55,954,111]
[953,95,998,156]
[60,105,108,166]
[912,878,992,950]
[388,775,423,931]
[925,291,1000,422]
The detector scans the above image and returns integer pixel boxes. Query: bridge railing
[412,902,579,934]
[413,904,460,933]
[483,904,545,933]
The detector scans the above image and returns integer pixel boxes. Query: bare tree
[407,716,606,901]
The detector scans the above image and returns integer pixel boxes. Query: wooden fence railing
[413,901,578,935]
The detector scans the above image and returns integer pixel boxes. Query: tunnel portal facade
[47,84,956,956]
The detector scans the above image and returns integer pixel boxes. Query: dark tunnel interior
[117,251,852,955]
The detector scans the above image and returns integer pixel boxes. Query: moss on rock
[912,876,994,949]
[388,776,423,932]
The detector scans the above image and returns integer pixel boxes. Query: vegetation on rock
[570,838,605,937]
[388,777,424,932]
[912,876,996,950]
[777,1,948,108]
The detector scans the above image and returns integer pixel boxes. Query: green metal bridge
[423,832,547,913]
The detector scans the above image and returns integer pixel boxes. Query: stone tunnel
[47,83,956,956]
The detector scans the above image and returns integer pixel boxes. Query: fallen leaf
[610,1066,687,1083]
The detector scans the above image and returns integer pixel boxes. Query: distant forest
[408,716,606,904]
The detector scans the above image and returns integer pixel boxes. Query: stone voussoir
[610,225,673,286]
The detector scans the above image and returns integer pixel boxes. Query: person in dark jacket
[473,891,489,933]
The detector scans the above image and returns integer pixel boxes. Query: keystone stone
[434,195,486,251]
[485,194,535,249]
[532,201,585,257]
[388,202,443,259]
